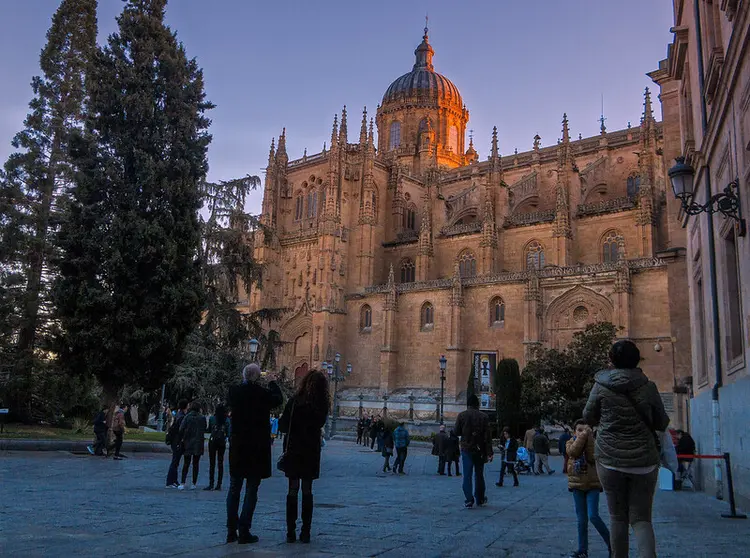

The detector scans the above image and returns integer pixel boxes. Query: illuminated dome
[382,28,463,108]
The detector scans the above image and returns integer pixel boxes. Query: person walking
[279,369,330,544]
[205,404,229,491]
[496,427,519,487]
[675,429,696,490]
[88,405,108,456]
[446,429,461,477]
[356,417,364,445]
[524,425,538,475]
[434,424,450,475]
[109,403,128,460]
[455,394,493,508]
[392,422,410,474]
[178,401,206,490]
[370,416,379,450]
[583,339,670,558]
[165,399,188,488]
[226,363,283,545]
[566,419,611,558]
[533,427,555,475]
[381,426,394,472]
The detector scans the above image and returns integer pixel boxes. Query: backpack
[165,414,183,446]
[209,420,228,445]
[468,428,485,459]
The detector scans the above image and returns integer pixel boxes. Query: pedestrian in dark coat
[533,428,555,474]
[446,430,461,476]
[88,406,108,456]
[226,364,283,545]
[381,427,394,472]
[496,427,519,487]
[279,369,330,544]
[179,401,206,489]
[204,404,229,491]
[434,424,450,475]
[165,399,188,487]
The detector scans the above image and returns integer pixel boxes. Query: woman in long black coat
[278,369,329,544]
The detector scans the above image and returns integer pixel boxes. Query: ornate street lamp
[248,338,260,362]
[438,354,447,425]
[668,157,746,235]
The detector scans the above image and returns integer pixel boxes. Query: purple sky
[0,0,674,213]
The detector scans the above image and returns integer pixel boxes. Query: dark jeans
[181,454,201,485]
[447,457,460,476]
[572,488,610,554]
[498,461,519,486]
[208,441,225,487]
[528,450,536,473]
[370,435,376,449]
[382,454,391,471]
[112,430,123,456]
[226,475,261,532]
[597,464,658,558]
[93,430,106,455]
[166,445,183,486]
[438,455,447,474]
[461,450,486,504]
[393,447,408,472]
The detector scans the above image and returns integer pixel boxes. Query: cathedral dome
[382,28,462,108]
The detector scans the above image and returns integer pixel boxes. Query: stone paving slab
[1,441,748,557]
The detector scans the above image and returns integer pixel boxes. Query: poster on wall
[471,351,497,410]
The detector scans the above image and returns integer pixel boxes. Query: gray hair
[242,363,261,382]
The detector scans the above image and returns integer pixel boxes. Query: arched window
[320,188,326,216]
[458,250,477,278]
[602,230,624,263]
[421,302,434,329]
[306,190,317,218]
[294,193,304,221]
[525,240,545,270]
[448,126,458,153]
[627,174,641,197]
[400,258,415,283]
[404,204,417,231]
[389,121,401,150]
[360,304,372,331]
[490,297,505,326]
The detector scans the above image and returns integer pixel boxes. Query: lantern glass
[667,157,695,199]
[439,355,447,373]
[335,352,341,363]
[248,338,259,355]
[347,363,352,375]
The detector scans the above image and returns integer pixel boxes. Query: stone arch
[280,305,313,368]
[513,195,540,214]
[582,182,609,204]
[545,285,614,350]
[447,206,479,227]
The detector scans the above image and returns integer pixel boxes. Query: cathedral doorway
[294,362,309,384]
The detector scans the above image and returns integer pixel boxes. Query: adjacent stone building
[650,0,749,507]
[245,27,692,425]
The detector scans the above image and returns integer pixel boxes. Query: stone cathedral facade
[245,28,692,425]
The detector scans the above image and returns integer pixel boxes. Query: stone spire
[266,137,276,168]
[413,24,434,71]
[641,87,654,125]
[480,184,497,247]
[368,118,374,149]
[359,107,368,146]
[561,113,570,143]
[418,191,433,256]
[330,114,338,149]
[275,128,288,167]
[339,105,348,146]
[533,134,541,151]
[449,261,464,307]
[491,126,499,159]
[384,264,398,311]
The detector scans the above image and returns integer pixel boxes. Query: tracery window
[448,125,458,153]
[389,122,401,150]
[421,302,434,329]
[458,250,477,278]
[490,297,506,326]
[294,194,304,221]
[306,191,317,219]
[602,230,623,263]
[360,304,372,331]
[404,205,417,231]
[627,175,641,197]
[400,258,415,283]
[525,240,545,270]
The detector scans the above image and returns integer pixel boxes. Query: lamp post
[330,353,342,438]
[248,338,260,362]
[668,157,746,235]
[438,355,447,425]
[157,383,166,432]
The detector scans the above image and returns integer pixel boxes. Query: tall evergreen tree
[0,0,97,415]
[54,0,211,404]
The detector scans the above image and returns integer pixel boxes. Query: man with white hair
[226,363,283,545]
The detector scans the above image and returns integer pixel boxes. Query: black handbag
[276,400,295,472]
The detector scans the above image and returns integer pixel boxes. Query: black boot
[300,493,313,543]
[226,529,237,544]
[203,482,214,491]
[286,494,298,543]
[238,529,259,544]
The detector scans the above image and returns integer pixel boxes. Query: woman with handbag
[583,340,670,558]
[278,369,330,544]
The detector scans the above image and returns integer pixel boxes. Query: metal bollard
[721,452,747,519]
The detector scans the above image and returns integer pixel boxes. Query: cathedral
[245,27,692,427]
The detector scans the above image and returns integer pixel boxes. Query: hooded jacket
[583,368,670,469]
[566,430,601,492]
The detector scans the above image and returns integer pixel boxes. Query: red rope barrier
[676,454,723,459]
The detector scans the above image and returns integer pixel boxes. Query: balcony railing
[577,196,636,217]
[440,221,482,237]
[503,210,555,228]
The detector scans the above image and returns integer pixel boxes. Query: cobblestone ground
[1,441,748,557]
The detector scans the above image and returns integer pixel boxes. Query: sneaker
[165,483,177,489]
[113,455,123,460]
[190,483,197,490]
[203,485,214,491]
[568,552,587,558]
[495,482,503,487]
[477,497,488,507]
[238,532,259,544]
[177,484,186,490]
[115,453,128,459]
[548,470,555,475]
[464,501,474,509]
[87,445,95,455]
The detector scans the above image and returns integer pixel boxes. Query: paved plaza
[1,440,748,557]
